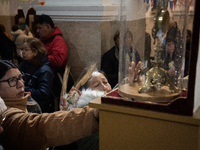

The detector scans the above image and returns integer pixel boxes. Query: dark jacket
[101,46,119,88]
[0,29,16,61]
[19,53,54,112]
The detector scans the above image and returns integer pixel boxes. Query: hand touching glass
[128,61,142,84]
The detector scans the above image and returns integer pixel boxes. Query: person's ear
[46,24,52,30]
[33,51,38,57]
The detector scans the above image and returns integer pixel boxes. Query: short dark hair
[124,30,133,41]
[11,25,19,32]
[0,60,17,80]
[166,36,175,44]
[35,14,54,28]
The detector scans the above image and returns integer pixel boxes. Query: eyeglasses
[0,74,24,87]
[0,114,5,125]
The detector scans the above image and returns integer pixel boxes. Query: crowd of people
[0,14,192,149]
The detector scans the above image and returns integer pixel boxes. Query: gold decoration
[139,0,180,94]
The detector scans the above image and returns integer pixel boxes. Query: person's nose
[16,80,24,88]
[101,83,109,93]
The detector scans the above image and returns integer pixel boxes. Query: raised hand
[128,61,142,83]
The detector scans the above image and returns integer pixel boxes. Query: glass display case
[118,0,190,105]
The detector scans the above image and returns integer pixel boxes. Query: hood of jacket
[11,29,24,36]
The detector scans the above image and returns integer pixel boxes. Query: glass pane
[118,0,192,104]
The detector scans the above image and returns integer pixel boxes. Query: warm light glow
[158,17,163,21]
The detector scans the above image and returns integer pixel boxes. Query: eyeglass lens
[9,75,24,87]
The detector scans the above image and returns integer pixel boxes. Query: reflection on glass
[118,0,191,104]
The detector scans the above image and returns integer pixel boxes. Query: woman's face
[89,72,112,93]
[22,43,37,61]
[0,68,24,99]
[166,41,175,56]
[125,33,132,49]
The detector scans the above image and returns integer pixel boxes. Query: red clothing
[42,27,68,72]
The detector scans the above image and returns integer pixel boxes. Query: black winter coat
[101,46,119,88]
[0,29,16,61]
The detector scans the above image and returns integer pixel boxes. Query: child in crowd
[19,38,54,113]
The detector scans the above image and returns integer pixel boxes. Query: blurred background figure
[101,30,120,88]
[0,28,16,63]
[162,36,180,86]
[18,17,26,31]
[144,31,152,71]
[18,17,33,36]
[0,24,10,39]
[11,24,33,66]
[166,21,177,40]
[185,29,192,77]
[123,30,141,72]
